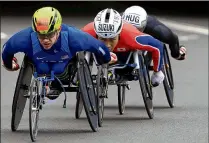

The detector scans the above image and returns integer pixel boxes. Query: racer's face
[38,31,59,50]
[98,35,119,51]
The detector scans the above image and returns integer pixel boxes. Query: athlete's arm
[68,27,111,64]
[146,16,181,58]
[134,35,164,52]
[2,28,32,69]
[146,16,177,44]
[128,33,164,72]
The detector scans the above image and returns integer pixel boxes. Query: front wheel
[29,79,41,142]
[117,84,126,115]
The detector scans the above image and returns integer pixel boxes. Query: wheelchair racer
[1,7,112,99]
[122,5,187,60]
[82,8,165,87]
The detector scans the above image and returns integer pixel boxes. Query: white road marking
[178,34,200,41]
[1,32,8,39]
[158,18,208,35]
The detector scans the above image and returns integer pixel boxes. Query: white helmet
[122,6,147,31]
[94,8,123,38]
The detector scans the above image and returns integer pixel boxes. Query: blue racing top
[2,24,111,74]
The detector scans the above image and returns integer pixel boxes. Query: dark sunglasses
[37,31,57,39]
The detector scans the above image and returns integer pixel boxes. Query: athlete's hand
[2,57,20,71]
[176,46,186,60]
[109,52,118,64]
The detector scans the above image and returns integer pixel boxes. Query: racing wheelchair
[75,50,154,127]
[75,44,174,127]
[11,52,98,142]
[93,43,175,126]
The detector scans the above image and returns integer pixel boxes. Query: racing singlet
[31,31,72,75]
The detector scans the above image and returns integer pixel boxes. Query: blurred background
[1,1,208,17]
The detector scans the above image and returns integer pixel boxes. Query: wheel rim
[31,95,39,138]
[30,80,41,141]
[97,67,106,126]
[98,98,104,123]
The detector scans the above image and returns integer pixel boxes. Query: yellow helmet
[32,7,62,34]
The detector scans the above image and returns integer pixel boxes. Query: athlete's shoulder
[11,27,33,39]
[81,22,96,37]
[2,27,33,54]
[6,27,33,46]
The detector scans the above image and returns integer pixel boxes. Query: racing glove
[176,45,186,60]
[2,57,20,71]
[109,52,118,64]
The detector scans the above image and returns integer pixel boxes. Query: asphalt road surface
[1,15,208,143]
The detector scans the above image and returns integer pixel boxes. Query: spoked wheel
[138,54,154,119]
[11,56,33,131]
[163,45,175,108]
[75,92,84,119]
[117,83,126,115]
[77,52,98,132]
[29,79,41,142]
[96,66,106,127]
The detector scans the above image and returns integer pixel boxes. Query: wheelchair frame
[11,52,99,142]
[75,50,154,127]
